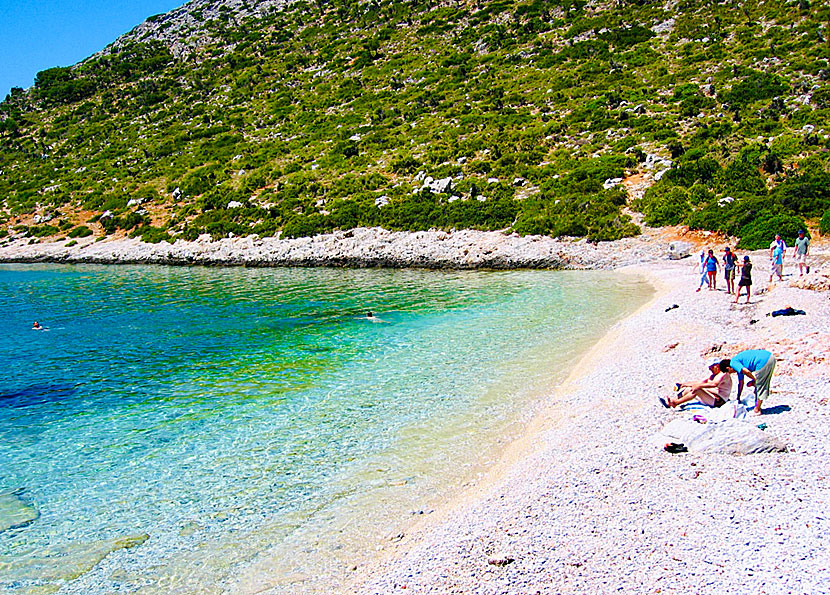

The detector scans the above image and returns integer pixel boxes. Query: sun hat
[708,360,721,369]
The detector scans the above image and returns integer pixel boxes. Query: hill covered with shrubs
[2,0,830,249]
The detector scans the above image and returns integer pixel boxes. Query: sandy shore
[337,256,830,594]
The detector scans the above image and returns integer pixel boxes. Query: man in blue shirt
[726,349,776,415]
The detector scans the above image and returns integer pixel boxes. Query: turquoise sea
[0,264,650,593]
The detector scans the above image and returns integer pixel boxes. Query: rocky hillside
[1,0,829,249]
[105,0,293,57]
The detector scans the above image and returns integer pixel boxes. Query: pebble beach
[339,254,830,595]
[2,229,828,594]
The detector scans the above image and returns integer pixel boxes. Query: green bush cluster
[820,209,830,236]
[637,148,826,249]
[2,0,830,246]
[67,225,93,238]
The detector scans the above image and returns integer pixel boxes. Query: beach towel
[771,307,806,317]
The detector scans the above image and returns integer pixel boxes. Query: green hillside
[2,0,830,248]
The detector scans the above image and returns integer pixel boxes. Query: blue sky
[0,1,184,96]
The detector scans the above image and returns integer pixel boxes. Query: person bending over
[726,349,776,416]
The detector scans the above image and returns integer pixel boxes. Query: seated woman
[661,359,733,408]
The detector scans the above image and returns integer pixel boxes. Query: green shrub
[34,67,96,105]
[719,70,789,108]
[128,225,173,243]
[281,213,333,238]
[770,172,830,217]
[640,186,692,227]
[67,225,93,238]
[820,208,830,236]
[30,224,60,237]
[735,211,806,250]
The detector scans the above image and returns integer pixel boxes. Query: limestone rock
[655,418,786,455]
[0,489,39,532]
[667,241,693,260]
[790,273,830,291]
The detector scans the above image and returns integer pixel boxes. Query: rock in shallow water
[0,489,39,532]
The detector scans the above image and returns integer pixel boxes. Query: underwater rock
[4,532,150,584]
[0,489,39,532]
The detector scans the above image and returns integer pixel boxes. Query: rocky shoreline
[0,227,669,270]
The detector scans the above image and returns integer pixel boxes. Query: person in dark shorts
[735,255,752,304]
[723,247,737,294]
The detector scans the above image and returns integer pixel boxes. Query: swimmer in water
[32,321,43,330]
[360,311,388,323]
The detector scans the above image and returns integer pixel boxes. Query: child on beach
[660,360,732,409]
[735,255,752,303]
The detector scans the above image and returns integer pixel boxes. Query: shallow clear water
[0,264,650,593]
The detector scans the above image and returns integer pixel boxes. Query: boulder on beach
[667,242,693,260]
[654,418,786,455]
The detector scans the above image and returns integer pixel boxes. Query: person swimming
[32,321,44,330]
[360,311,388,323]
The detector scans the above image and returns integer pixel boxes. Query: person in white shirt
[769,234,787,277]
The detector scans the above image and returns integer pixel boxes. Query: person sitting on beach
[726,349,776,416]
[661,360,732,409]
[735,255,752,304]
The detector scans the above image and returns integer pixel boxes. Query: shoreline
[0,226,671,270]
[224,270,656,595]
[338,258,830,594]
[5,231,827,593]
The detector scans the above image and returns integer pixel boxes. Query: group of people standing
[696,230,811,303]
[696,246,754,303]
[768,230,811,282]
